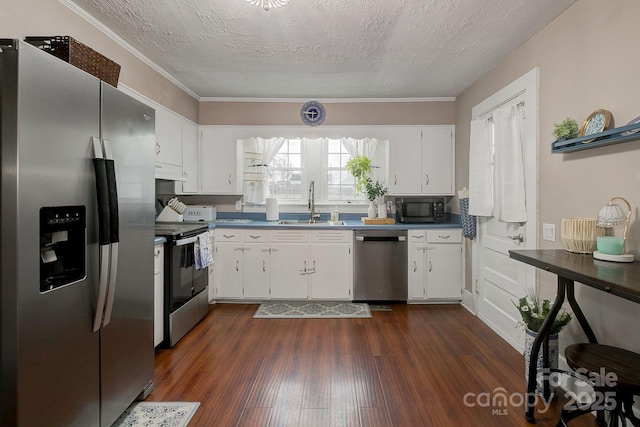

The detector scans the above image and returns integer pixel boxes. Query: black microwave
[395,198,446,223]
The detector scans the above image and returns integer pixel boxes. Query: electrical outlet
[235,200,242,211]
[543,223,555,242]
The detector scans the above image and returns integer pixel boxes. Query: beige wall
[456,0,640,352]
[2,0,199,122]
[199,100,455,126]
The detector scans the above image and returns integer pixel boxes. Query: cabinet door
[421,127,454,195]
[426,244,462,299]
[208,231,215,302]
[269,244,309,299]
[309,244,352,300]
[200,127,237,194]
[243,244,270,299]
[388,127,422,195]
[155,106,183,167]
[408,245,426,300]
[179,121,199,193]
[213,243,243,298]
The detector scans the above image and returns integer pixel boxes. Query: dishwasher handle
[356,235,406,242]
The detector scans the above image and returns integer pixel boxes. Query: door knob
[508,234,525,243]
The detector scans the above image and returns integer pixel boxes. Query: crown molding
[59,0,199,100]
[199,97,456,103]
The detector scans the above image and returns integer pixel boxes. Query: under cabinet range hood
[155,162,188,181]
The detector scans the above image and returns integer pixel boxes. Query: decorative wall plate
[300,101,325,126]
[579,109,612,143]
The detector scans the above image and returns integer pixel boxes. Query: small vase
[524,328,559,395]
[377,202,387,218]
[367,201,376,219]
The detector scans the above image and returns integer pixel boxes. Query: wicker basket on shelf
[561,217,605,254]
[24,36,121,87]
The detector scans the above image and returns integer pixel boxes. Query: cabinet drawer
[269,229,309,243]
[408,230,427,243]
[214,229,242,242]
[310,230,352,243]
[427,229,462,243]
[242,230,268,242]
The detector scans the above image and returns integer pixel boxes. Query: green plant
[364,177,388,202]
[345,155,371,193]
[514,293,572,334]
[553,118,580,140]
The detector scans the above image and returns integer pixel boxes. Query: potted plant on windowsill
[364,177,388,218]
[345,155,371,194]
[515,293,572,395]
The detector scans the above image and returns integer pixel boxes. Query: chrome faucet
[308,180,320,223]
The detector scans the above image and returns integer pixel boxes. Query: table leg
[525,278,566,423]
[565,279,597,343]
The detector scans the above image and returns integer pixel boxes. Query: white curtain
[468,118,493,216]
[240,137,286,204]
[493,105,527,223]
[341,137,380,160]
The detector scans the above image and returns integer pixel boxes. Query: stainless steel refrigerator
[1,40,155,426]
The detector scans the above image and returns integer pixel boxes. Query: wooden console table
[508,249,640,423]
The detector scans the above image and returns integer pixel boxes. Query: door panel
[99,83,155,426]
[12,42,101,427]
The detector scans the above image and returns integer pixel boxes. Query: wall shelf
[551,122,640,153]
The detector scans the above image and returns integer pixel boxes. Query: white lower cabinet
[208,231,215,302]
[408,229,463,302]
[153,243,164,347]
[212,228,352,301]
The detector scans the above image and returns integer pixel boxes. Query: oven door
[170,236,207,313]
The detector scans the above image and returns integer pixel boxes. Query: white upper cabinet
[200,127,238,194]
[389,126,455,196]
[179,121,199,193]
[155,106,183,167]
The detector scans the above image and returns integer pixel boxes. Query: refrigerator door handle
[102,139,120,327]
[92,137,111,332]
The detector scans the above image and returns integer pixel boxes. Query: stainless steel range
[155,222,210,347]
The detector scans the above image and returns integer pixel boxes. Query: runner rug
[253,302,371,318]
[112,402,200,427]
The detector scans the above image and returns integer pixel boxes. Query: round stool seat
[565,343,640,393]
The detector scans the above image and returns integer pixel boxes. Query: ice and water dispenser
[40,206,86,292]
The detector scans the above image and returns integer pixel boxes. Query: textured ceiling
[69,0,575,100]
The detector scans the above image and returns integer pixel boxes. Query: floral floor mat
[253,302,372,318]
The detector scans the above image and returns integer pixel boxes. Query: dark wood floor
[149,304,595,427]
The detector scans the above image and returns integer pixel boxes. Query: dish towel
[468,117,493,216]
[493,105,527,223]
[194,232,213,270]
[457,187,476,239]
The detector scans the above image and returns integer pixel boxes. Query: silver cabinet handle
[228,174,232,185]
[412,234,425,240]
[244,246,251,251]
[262,260,266,272]
[425,174,430,186]
[308,260,316,274]
[222,234,235,239]
[438,235,451,239]
[394,174,397,185]
[155,142,160,155]
[271,248,279,252]
[249,235,262,239]
[413,261,417,272]
[262,248,270,253]
[236,260,239,271]
[428,260,432,272]
[508,234,525,243]
[299,260,307,274]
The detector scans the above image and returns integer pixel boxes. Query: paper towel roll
[266,197,279,221]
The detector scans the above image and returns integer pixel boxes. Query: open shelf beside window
[551,122,640,153]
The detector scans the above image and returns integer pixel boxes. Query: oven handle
[176,236,198,246]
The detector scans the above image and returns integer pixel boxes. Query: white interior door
[471,69,539,353]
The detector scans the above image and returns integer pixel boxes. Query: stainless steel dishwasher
[353,229,408,301]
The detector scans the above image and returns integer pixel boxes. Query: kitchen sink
[277,220,345,226]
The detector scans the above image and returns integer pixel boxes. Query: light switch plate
[543,223,555,242]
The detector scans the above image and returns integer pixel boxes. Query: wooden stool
[557,343,640,427]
